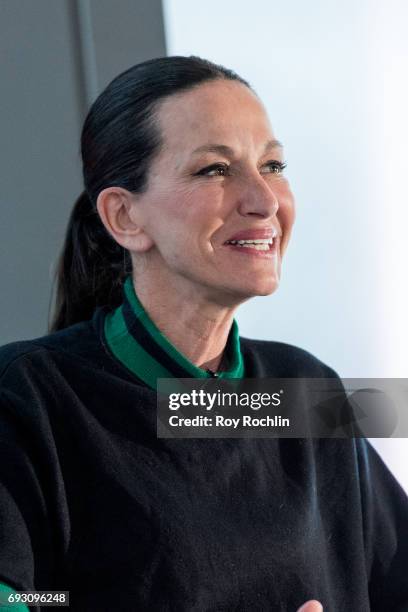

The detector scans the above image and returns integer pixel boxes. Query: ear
[96,187,154,252]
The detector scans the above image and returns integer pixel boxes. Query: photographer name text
[168,414,290,428]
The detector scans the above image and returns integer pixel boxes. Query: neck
[130,272,238,372]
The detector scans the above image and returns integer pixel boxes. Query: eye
[260,160,287,175]
[195,163,229,177]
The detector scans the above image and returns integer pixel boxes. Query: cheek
[283,197,296,227]
[277,189,296,254]
[277,181,295,224]
[146,188,220,259]
[145,191,189,238]
[166,186,224,235]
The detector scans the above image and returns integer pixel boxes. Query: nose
[236,174,279,218]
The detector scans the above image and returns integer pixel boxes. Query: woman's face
[132,79,295,305]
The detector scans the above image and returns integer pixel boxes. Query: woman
[0,56,407,612]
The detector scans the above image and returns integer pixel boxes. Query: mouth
[223,228,280,257]
[223,237,279,257]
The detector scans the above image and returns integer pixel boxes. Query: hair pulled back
[49,56,250,332]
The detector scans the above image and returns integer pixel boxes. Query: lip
[222,235,280,258]
[225,227,279,242]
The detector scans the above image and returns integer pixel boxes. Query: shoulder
[0,309,105,382]
[240,336,339,378]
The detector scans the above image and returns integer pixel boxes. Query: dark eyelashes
[266,161,287,172]
[194,163,228,176]
[194,160,287,176]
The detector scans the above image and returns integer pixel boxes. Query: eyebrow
[191,139,283,157]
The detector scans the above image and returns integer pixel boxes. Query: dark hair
[49,55,250,332]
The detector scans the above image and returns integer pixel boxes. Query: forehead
[155,80,274,154]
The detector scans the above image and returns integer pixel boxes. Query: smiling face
[130,78,296,306]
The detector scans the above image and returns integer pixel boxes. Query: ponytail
[49,56,250,331]
[49,191,131,332]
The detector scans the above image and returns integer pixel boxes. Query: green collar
[104,276,245,389]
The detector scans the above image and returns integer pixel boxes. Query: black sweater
[0,305,407,611]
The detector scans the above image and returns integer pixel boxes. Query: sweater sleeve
[356,438,408,611]
[0,387,56,608]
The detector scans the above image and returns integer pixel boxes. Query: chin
[251,280,280,297]
[256,283,280,297]
[240,271,281,296]
[221,278,280,303]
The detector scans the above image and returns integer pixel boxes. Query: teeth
[226,236,276,251]
[240,244,270,250]
[228,238,273,245]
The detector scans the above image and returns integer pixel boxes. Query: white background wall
[163,0,408,492]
